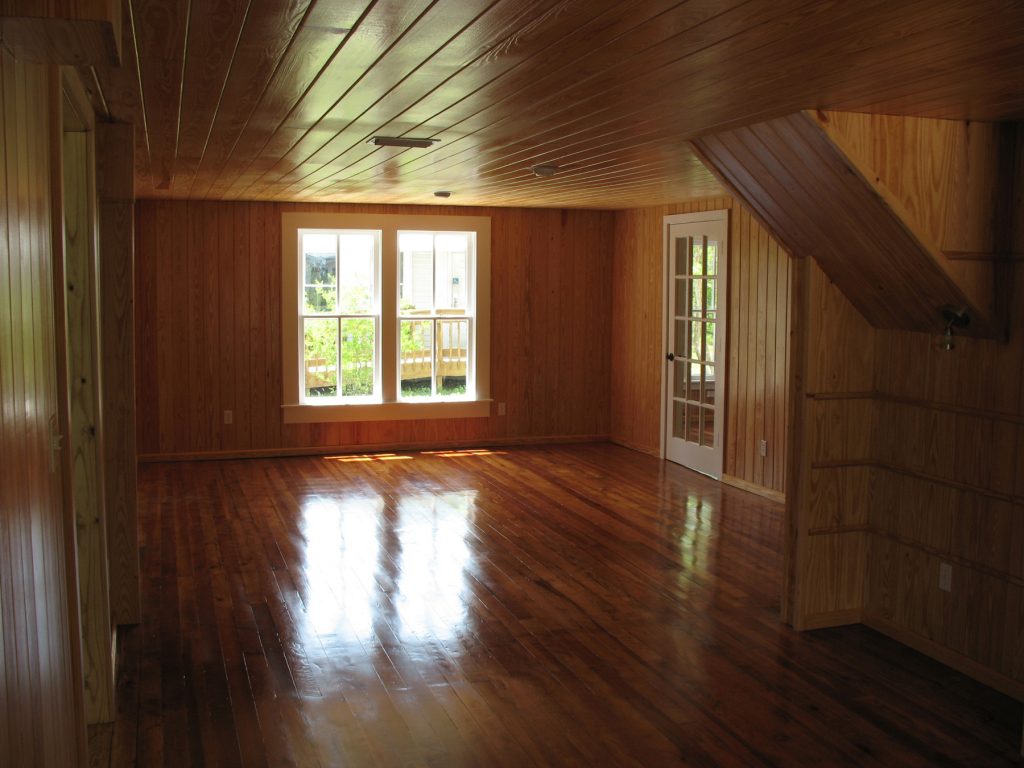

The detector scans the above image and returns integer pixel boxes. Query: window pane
[691,239,704,276]
[690,321,703,361]
[435,236,469,312]
[673,278,686,317]
[690,278,704,317]
[400,319,433,397]
[707,276,717,313]
[701,406,715,447]
[702,365,715,405]
[706,321,716,364]
[338,233,375,315]
[303,234,337,314]
[674,319,689,358]
[436,319,468,396]
[706,241,719,277]
[304,317,338,398]
[399,233,434,313]
[340,318,375,397]
[686,403,700,443]
[673,400,685,438]
[672,358,689,399]
[675,237,689,277]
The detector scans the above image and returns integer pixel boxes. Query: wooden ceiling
[79,0,1024,209]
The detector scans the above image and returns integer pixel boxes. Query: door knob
[666,352,676,361]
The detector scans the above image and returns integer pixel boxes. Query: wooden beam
[96,121,138,625]
[0,0,121,65]
[63,128,115,723]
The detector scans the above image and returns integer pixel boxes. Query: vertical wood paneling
[610,197,790,495]
[134,201,615,457]
[0,50,86,767]
[786,259,876,629]
[865,259,1024,693]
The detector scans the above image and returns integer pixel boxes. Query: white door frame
[660,210,729,476]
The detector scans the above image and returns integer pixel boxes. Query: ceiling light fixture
[531,164,559,177]
[370,136,439,149]
[433,191,452,198]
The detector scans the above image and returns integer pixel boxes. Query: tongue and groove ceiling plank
[78,0,1024,208]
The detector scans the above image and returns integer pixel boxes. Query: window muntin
[299,229,380,403]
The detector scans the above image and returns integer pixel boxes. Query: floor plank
[101,444,1021,766]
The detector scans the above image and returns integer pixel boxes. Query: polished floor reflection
[95,444,1020,766]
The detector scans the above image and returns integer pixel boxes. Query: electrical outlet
[938,562,952,592]
[223,410,233,425]
[759,439,767,457]
[497,402,506,416]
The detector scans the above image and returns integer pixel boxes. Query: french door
[663,211,728,478]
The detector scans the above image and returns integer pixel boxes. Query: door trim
[660,209,729,469]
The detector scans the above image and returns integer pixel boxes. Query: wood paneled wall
[865,251,1024,699]
[134,201,615,457]
[771,118,1024,699]
[610,197,790,496]
[787,259,876,628]
[0,51,86,767]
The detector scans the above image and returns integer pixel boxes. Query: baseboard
[608,436,660,457]
[864,613,1024,702]
[720,473,785,503]
[795,608,862,631]
[138,434,612,463]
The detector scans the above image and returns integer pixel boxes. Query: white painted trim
[282,399,492,424]
[661,209,729,476]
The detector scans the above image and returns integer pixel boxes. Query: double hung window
[282,213,490,423]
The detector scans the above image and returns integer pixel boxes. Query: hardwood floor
[93,444,1021,766]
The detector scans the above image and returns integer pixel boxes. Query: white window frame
[282,212,491,423]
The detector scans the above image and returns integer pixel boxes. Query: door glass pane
[706,321,716,364]
[690,362,701,400]
[400,319,433,397]
[691,239,704,276]
[436,319,468,396]
[675,237,689,277]
[338,233,375,314]
[707,277,717,313]
[340,318,374,397]
[303,233,337,314]
[690,279,704,317]
[686,403,700,443]
[690,321,703,361]
[673,400,686,438]
[702,365,715,405]
[706,240,718,276]
[673,359,689,399]
[399,233,434,313]
[435,235,469,312]
[304,317,338,398]
[674,279,687,317]
[674,319,689,358]
[701,406,715,447]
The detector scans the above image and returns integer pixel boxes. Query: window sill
[282,399,492,424]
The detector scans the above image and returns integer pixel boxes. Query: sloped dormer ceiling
[692,111,1014,338]
[78,0,1024,208]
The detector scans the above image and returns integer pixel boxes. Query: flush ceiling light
[433,191,452,198]
[531,164,559,177]
[370,136,439,148]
